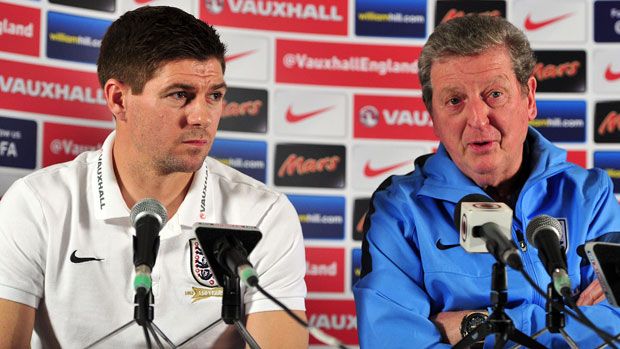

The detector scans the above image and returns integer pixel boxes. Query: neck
[112,144,193,218]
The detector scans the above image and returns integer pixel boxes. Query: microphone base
[454,263,546,349]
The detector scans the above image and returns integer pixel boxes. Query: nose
[186,98,212,127]
[465,97,490,129]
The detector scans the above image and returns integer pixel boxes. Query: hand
[576,279,606,306]
[430,310,472,345]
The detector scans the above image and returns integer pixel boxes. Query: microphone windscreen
[525,214,562,249]
[453,194,493,229]
[130,198,168,227]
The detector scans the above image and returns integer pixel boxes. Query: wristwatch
[460,312,488,339]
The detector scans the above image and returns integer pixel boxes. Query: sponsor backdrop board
[1,0,620,347]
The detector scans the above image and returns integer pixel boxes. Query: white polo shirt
[0,132,307,348]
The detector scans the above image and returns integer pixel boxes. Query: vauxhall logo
[359,105,432,128]
[96,153,105,210]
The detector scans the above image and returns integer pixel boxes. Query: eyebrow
[161,82,228,94]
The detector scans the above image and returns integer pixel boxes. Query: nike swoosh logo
[435,239,460,250]
[285,105,334,123]
[70,250,104,263]
[134,0,153,3]
[363,160,410,178]
[524,12,572,31]
[225,50,257,63]
[605,64,620,81]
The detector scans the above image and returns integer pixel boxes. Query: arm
[0,299,35,348]
[246,310,308,348]
[243,194,308,346]
[353,185,450,348]
[502,171,620,347]
[0,180,48,346]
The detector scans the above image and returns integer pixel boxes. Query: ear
[104,79,129,121]
[526,75,537,121]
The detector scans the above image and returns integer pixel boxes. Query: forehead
[151,58,224,82]
[430,46,515,89]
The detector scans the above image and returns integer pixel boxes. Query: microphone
[193,223,262,288]
[130,198,168,293]
[526,215,570,294]
[213,235,259,287]
[455,194,523,270]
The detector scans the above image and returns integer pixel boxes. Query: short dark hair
[97,6,226,93]
[418,15,535,113]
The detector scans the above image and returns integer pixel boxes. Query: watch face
[466,313,487,333]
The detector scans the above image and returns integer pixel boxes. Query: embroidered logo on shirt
[186,239,222,302]
[69,250,104,263]
[435,239,460,250]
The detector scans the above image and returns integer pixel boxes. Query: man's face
[429,45,537,188]
[120,58,226,174]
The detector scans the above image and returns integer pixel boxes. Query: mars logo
[595,101,620,143]
[274,144,345,188]
[599,112,620,135]
[533,51,586,93]
[359,105,379,128]
[352,198,370,241]
[354,95,436,140]
[218,87,267,134]
[277,154,340,177]
[205,0,225,14]
[533,61,580,82]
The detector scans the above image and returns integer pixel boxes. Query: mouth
[467,140,496,152]
[182,139,209,146]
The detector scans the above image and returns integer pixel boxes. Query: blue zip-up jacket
[354,128,620,348]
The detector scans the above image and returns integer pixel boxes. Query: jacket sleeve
[502,170,620,348]
[353,184,450,348]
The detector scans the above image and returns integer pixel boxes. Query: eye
[448,97,461,106]
[490,91,502,98]
[169,91,189,100]
[210,91,224,101]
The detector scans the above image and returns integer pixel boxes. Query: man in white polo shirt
[0,6,307,348]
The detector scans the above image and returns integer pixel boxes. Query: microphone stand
[454,262,546,349]
[221,274,261,349]
[84,288,176,349]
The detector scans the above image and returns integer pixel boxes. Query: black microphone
[213,235,259,287]
[526,215,570,294]
[455,194,523,270]
[130,198,168,293]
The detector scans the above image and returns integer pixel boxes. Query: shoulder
[9,150,99,198]
[205,157,287,212]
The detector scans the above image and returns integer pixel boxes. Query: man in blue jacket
[354,15,620,348]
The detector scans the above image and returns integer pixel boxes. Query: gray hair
[418,15,535,113]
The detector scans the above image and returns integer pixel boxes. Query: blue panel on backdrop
[355,0,426,38]
[210,138,267,183]
[530,100,586,143]
[0,116,37,169]
[288,194,345,240]
[47,11,111,64]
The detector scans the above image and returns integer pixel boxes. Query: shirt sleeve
[243,193,307,314]
[502,170,620,348]
[0,178,48,309]
[353,184,451,348]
